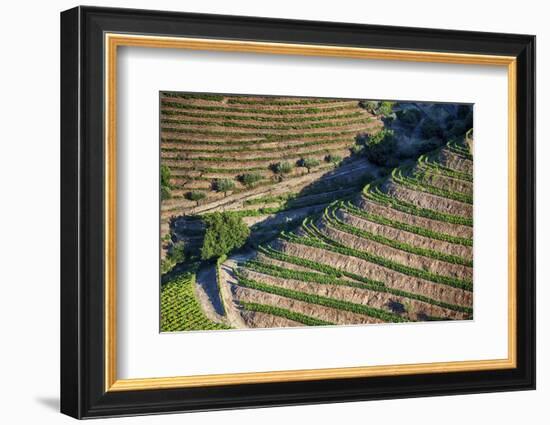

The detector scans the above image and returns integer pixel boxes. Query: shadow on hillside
[164,101,474,269]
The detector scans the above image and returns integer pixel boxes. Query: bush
[350,144,364,155]
[364,129,396,166]
[186,191,206,205]
[297,157,320,173]
[160,165,172,200]
[360,100,395,117]
[214,178,235,196]
[377,101,395,117]
[325,154,342,165]
[160,240,186,275]
[201,212,250,260]
[396,108,422,129]
[272,161,294,175]
[239,173,263,187]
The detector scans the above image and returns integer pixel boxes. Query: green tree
[186,190,206,206]
[160,240,185,275]
[171,240,186,263]
[298,158,320,173]
[160,165,172,200]
[214,178,235,197]
[272,161,293,175]
[239,173,263,188]
[378,101,395,117]
[325,154,342,165]
[201,212,250,260]
[365,129,397,167]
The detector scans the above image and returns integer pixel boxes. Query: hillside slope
[160,94,380,229]
[218,138,474,327]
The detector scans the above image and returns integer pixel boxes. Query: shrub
[377,101,395,117]
[201,212,251,260]
[170,240,186,264]
[272,161,294,175]
[360,100,395,117]
[325,154,342,164]
[297,157,320,173]
[160,240,186,275]
[364,129,397,166]
[214,178,235,196]
[186,190,206,205]
[396,108,422,129]
[239,173,263,187]
[350,144,364,155]
[160,165,172,200]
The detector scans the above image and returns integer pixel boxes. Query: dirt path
[218,252,257,329]
[194,264,227,325]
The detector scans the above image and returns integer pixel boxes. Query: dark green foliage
[160,240,186,275]
[325,154,342,164]
[298,157,321,173]
[186,190,206,205]
[272,161,294,175]
[377,101,395,117]
[396,108,422,129]
[171,240,186,264]
[160,273,231,332]
[240,302,334,326]
[360,100,395,117]
[160,165,172,200]
[364,129,397,167]
[350,144,364,155]
[239,173,263,187]
[200,212,250,260]
[214,178,235,196]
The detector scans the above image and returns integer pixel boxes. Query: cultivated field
[160,93,380,243]
[159,95,473,332]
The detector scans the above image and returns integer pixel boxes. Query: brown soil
[355,196,473,239]
[384,181,473,218]
[415,168,473,195]
[241,269,468,321]
[233,285,383,325]
[239,310,302,328]
[337,209,472,258]
[438,149,473,174]
[271,239,472,308]
[317,218,473,280]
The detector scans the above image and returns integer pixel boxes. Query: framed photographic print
[60,6,536,419]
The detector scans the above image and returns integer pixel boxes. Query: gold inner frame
[104,33,518,392]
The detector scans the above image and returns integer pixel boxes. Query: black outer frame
[60,6,536,419]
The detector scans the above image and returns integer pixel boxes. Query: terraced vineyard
[160,273,231,332]
[160,93,381,239]
[159,94,474,332]
[221,138,474,327]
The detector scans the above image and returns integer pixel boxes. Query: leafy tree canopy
[201,212,250,260]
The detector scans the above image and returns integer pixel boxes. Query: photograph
[55,3,537,420]
[159,93,474,332]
